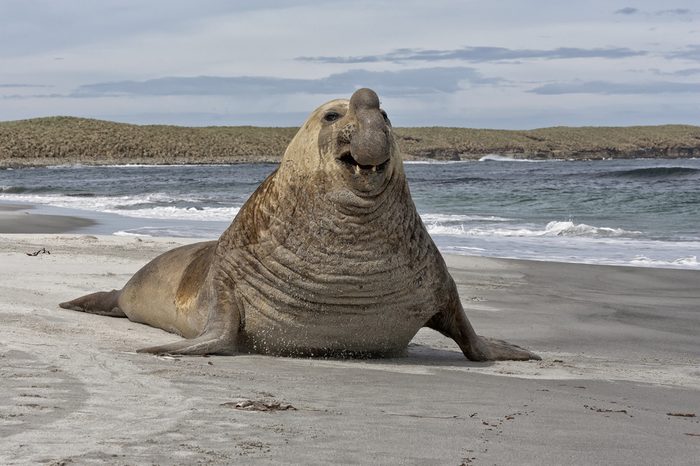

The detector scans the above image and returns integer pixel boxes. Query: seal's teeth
[354,165,360,174]
[372,166,377,172]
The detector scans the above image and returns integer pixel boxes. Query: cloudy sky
[1,0,699,128]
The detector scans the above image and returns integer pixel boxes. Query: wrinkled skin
[60,88,539,361]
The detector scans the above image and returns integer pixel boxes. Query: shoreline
[1,200,698,270]
[1,154,699,170]
[1,232,698,463]
[2,154,699,169]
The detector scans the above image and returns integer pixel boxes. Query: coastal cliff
[1,116,699,167]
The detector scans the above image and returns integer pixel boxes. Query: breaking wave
[478,154,548,163]
[629,255,698,268]
[0,191,240,221]
[424,219,640,238]
[421,213,511,223]
[0,186,32,194]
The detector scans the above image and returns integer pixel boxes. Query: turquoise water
[1,158,699,268]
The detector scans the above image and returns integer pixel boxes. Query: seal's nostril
[380,110,389,124]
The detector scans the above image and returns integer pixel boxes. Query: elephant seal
[60,88,539,361]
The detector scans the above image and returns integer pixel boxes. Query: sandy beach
[1,211,699,465]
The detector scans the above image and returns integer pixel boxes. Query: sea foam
[0,191,241,222]
[630,255,699,268]
[478,154,550,163]
[423,218,641,238]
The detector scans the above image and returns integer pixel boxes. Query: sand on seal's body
[1,232,699,464]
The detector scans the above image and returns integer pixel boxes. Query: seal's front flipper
[425,284,540,361]
[476,336,540,361]
[59,290,126,317]
[136,331,237,355]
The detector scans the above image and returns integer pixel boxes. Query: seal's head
[279,88,402,200]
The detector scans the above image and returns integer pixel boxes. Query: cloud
[296,46,648,64]
[614,7,693,16]
[1,93,64,100]
[670,68,700,76]
[651,67,700,76]
[70,67,502,98]
[0,0,328,58]
[0,83,52,88]
[102,111,312,127]
[656,8,692,16]
[667,45,700,61]
[529,80,700,95]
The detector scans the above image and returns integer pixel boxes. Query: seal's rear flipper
[59,290,126,318]
[136,331,236,355]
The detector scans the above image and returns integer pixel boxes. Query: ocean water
[1,157,699,269]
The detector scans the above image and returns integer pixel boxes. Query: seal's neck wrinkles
[288,168,413,238]
[325,169,405,219]
[225,167,420,270]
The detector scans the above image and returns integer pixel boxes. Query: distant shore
[2,116,700,167]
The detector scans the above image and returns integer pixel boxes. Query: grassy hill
[1,116,699,167]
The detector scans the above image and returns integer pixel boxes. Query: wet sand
[1,232,698,464]
[0,204,95,233]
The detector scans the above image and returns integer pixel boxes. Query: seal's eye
[323,111,341,122]
[380,110,390,123]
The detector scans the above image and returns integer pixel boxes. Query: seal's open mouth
[338,152,389,175]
